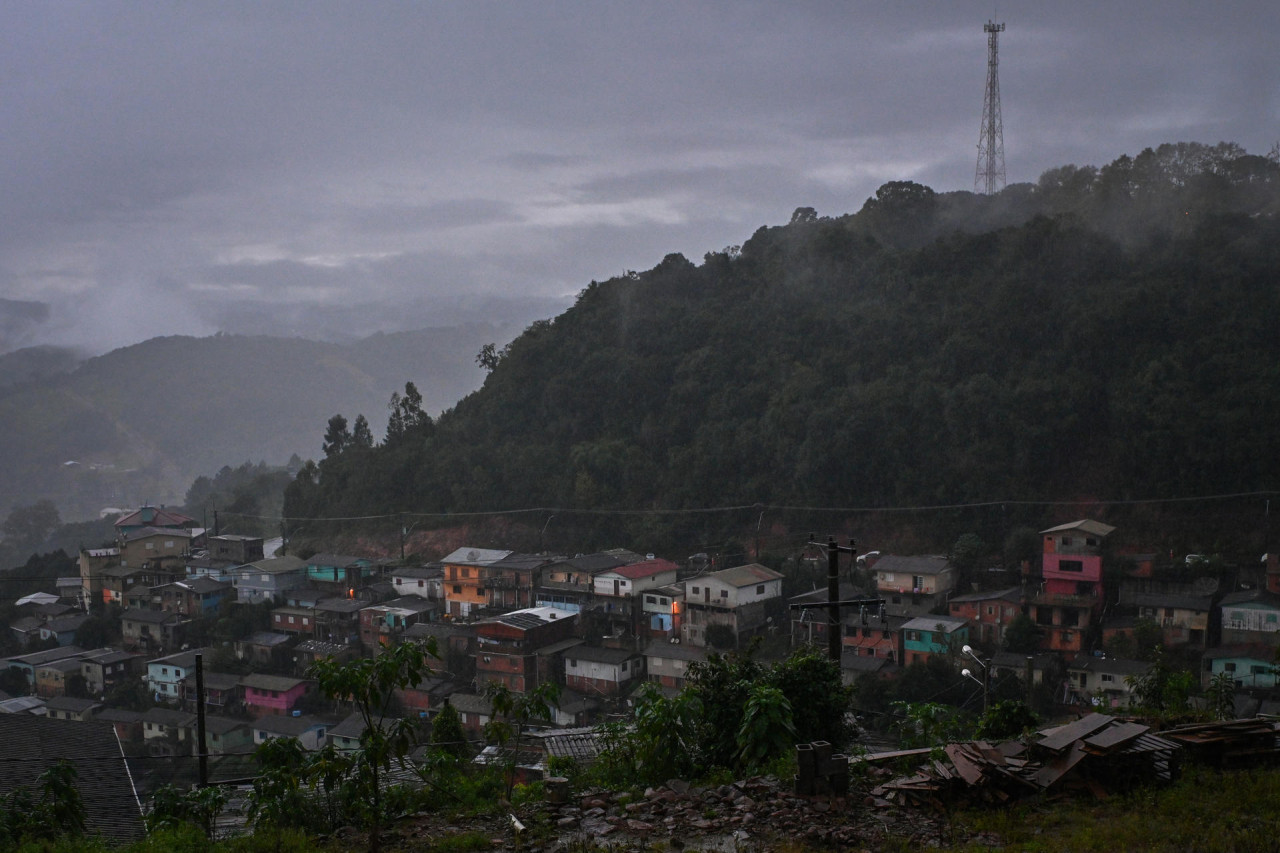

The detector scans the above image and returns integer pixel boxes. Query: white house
[682,563,785,647]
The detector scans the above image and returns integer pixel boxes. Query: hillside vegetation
[285,142,1280,555]
[0,324,511,520]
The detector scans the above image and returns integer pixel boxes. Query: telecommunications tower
[975,20,1006,195]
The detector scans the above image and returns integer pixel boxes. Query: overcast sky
[1,1,1276,356]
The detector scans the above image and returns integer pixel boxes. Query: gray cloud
[1,1,1276,355]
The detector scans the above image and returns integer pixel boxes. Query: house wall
[564,657,639,696]
[120,534,188,568]
[1220,603,1280,646]
[244,684,308,716]
[1205,656,1278,689]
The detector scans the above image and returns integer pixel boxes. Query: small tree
[308,638,438,853]
[975,700,1040,740]
[1003,614,1044,654]
[429,701,470,760]
[735,684,795,771]
[1206,671,1236,721]
[484,680,561,799]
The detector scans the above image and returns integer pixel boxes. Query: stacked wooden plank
[1160,718,1280,767]
[862,713,1183,809]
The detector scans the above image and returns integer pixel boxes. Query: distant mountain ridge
[0,324,514,520]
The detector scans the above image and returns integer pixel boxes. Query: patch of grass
[420,830,494,852]
[950,765,1280,852]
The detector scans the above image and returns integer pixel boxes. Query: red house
[474,606,578,694]
[948,587,1024,647]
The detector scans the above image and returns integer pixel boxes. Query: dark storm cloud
[1,1,1276,354]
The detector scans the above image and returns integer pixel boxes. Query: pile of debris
[1162,717,1280,767]
[863,712,1183,808]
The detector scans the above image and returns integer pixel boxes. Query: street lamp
[961,644,989,711]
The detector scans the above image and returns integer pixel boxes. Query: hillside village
[2,505,1280,840]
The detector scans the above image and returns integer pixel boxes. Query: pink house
[242,673,313,717]
[1041,520,1114,602]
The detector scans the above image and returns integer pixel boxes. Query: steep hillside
[0,324,512,519]
[285,143,1280,554]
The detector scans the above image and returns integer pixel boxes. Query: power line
[218,489,1280,524]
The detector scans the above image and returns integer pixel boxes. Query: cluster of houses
[800,519,1280,712]
[1,506,793,775]
[4,508,1279,777]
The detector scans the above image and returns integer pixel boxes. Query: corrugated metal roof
[0,715,144,842]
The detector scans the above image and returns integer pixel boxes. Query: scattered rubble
[864,713,1280,810]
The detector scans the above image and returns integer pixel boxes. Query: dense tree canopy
[284,142,1280,554]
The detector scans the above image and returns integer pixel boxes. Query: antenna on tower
[975,20,1006,195]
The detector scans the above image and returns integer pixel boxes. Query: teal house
[901,615,970,665]
[1202,645,1278,689]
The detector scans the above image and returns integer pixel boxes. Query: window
[756,585,765,594]
[621,661,628,671]
[1061,537,1072,546]
[1101,674,1114,683]
[861,628,872,637]
[1059,560,1084,573]
[453,585,462,594]
[418,580,424,588]
[261,574,270,582]
[287,616,295,624]
[1086,537,1098,546]
[1224,662,1237,672]
[395,578,402,585]
[1251,665,1267,675]
[691,586,700,595]
[645,595,656,605]
[720,589,728,598]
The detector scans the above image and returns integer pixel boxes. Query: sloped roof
[242,673,309,692]
[874,555,952,575]
[253,714,329,737]
[605,558,680,580]
[566,645,638,665]
[643,642,709,664]
[949,586,1022,604]
[1068,656,1151,677]
[243,555,307,574]
[477,606,575,630]
[0,715,144,841]
[1129,592,1213,611]
[114,505,195,530]
[708,562,783,587]
[166,576,233,594]
[1220,589,1280,609]
[440,547,512,567]
[307,553,372,569]
[121,526,192,543]
[1041,519,1117,538]
[901,615,969,633]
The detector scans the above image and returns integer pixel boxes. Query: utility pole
[975,20,1006,195]
[195,653,209,787]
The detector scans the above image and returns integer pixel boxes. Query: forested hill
[286,142,1280,553]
